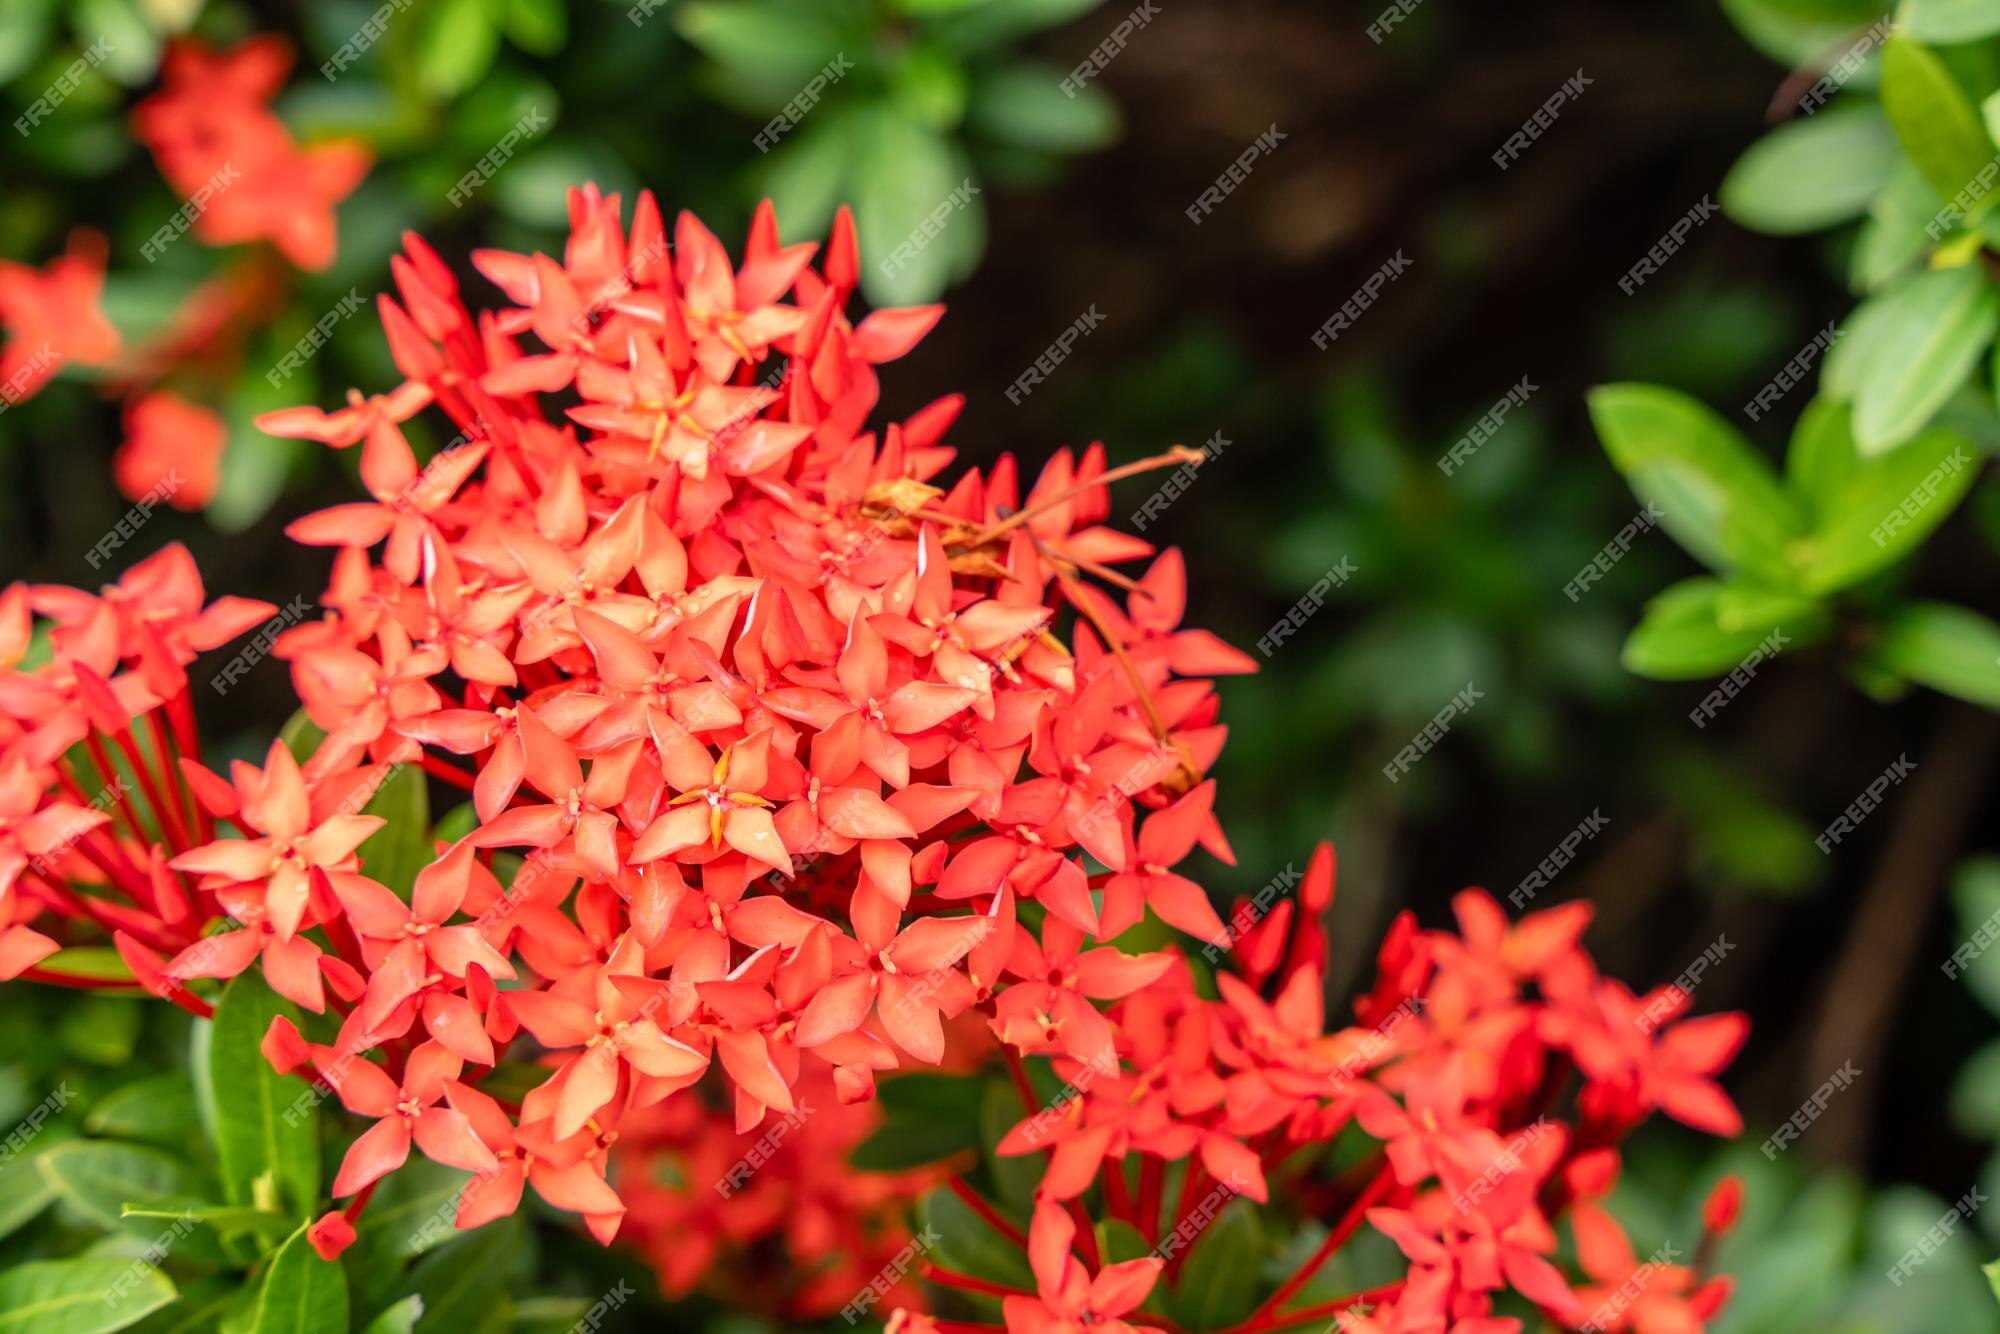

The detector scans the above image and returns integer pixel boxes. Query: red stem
[948,1176,1028,1249]
[1103,1156,1135,1224]
[111,724,189,853]
[147,707,202,853]
[1138,1156,1164,1243]
[1000,1046,1101,1270]
[421,754,478,792]
[21,967,150,993]
[1221,1281,1407,1334]
[81,736,148,845]
[921,1263,1033,1301]
[1234,1163,1397,1328]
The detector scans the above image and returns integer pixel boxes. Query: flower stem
[1232,1162,1396,1329]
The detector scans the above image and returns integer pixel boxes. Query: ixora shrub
[1,192,1745,1333]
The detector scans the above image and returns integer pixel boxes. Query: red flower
[0,229,119,402]
[114,391,225,509]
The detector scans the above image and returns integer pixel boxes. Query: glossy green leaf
[212,362,304,534]
[359,1297,425,1334]
[891,42,969,130]
[1853,161,1950,292]
[757,111,858,240]
[851,1116,980,1170]
[85,1075,197,1149]
[1171,1197,1263,1328]
[1845,264,2000,454]
[980,1079,1041,1212]
[199,972,320,1218]
[0,0,54,86]
[34,947,135,984]
[1906,0,2000,42]
[1588,383,1804,580]
[1798,425,1979,592]
[501,0,567,54]
[1622,577,1827,679]
[1869,601,2000,706]
[969,62,1119,152]
[356,760,430,898]
[1784,396,1858,525]
[0,1257,174,1334]
[37,1139,199,1234]
[392,1215,515,1332]
[1720,102,1898,235]
[878,1071,987,1121]
[675,0,846,89]
[1881,35,1997,213]
[932,0,1104,54]
[252,1224,349,1334]
[278,708,327,764]
[917,1184,1035,1290]
[0,1123,67,1242]
[1717,0,1886,69]
[854,106,963,306]
[415,0,499,99]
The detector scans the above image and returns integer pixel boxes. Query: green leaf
[1853,161,1948,292]
[252,1224,349,1334]
[72,0,159,86]
[1881,35,1998,215]
[501,0,566,54]
[1869,601,2000,706]
[0,0,54,87]
[199,972,320,1219]
[1719,102,1898,235]
[1986,1256,2000,1305]
[212,362,304,534]
[980,1079,1041,1212]
[356,760,430,898]
[1845,264,2000,454]
[854,106,964,306]
[891,42,969,130]
[675,0,846,90]
[931,0,1102,54]
[359,1297,424,1334]
[917,1184,1036,1290]
[757,111,858,241]
[120,1200,291,1241]
[35,947,135,984]
[393,1216,515,1332]
[346,1157,480,1299]
[0,1160,58,1256]
[278,708,327,764]
[1907,0,2000,41]
[1170,1198,1263,1328]
[968,62,1119,152]
[1797,425,1979,592]
[1622,577,1828,679]
[878,1071,987,1121]
[37,1140,199,1234]
[851,1117,981,1170]
[1717,0,1885,69]
[414,0,500,100]
[1784,395,1858,525]
[0,1257,174,1334]
[57,996,141,1064]
[86,1075,198,1149]
[1949,1037,2000,1137]
[1587,383,1804,580]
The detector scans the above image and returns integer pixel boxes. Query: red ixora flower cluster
[0,190,1746,1333]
